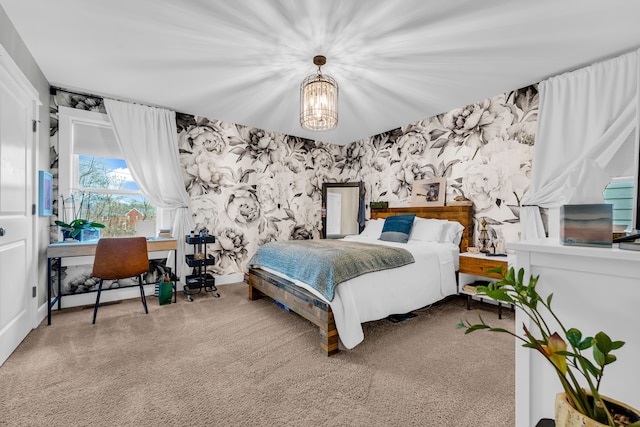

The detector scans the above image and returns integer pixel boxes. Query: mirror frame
[321,182,365,239]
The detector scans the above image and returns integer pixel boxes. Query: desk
[47,238,177,325]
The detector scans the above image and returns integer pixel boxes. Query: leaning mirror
[321,182,365,239]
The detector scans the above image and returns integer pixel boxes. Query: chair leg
[92,279,104,324]
[139,275,148,314]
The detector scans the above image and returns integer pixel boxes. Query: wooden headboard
[370,205,474,252]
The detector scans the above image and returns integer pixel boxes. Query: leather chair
[92,237,149,324]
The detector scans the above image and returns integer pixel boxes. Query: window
[603,179,633,232]
[58,106,156,237]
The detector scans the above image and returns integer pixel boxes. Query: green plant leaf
[485,265,504,276]
[465,324,490,334]
[566,328,582,347]
[595,331,613,353]
[593,345,605,367]
[577,337,594,351]
[604,354,617,366]
[610,340,625,350]
[573,354,601,377]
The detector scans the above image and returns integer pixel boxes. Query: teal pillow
[379,214,416,243]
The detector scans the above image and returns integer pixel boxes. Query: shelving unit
[185,233,219,301]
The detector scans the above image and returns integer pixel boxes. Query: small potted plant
[55,191,105,241]
[457,266,640,427]
[55,218,105,241]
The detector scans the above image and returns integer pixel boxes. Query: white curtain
[104,98,194,283]
[521,49,640,239]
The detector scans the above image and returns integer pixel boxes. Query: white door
[0,54,35,366]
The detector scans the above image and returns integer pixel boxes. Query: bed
[247,205,473,356]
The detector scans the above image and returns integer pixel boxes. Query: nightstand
[458,252,514,318]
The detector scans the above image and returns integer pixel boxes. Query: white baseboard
[39,273,246,320]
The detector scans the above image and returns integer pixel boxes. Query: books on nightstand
[461,280,490,294]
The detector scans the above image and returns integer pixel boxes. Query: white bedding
[259,235,459,349]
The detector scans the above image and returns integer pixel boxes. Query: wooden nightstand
[458,252,514,318]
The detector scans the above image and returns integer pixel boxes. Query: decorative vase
[555,392,640,427]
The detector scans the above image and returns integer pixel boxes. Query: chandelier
[300,55,338,131]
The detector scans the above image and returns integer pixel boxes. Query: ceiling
[2,0,640,145]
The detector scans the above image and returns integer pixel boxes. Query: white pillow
[409,217,445,242]
[359,218,385,238]
[440,221,465,245]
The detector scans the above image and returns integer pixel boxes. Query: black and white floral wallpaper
[48,84,538,289]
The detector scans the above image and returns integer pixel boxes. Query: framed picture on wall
[38,170,53,216]
[410,178,446,207]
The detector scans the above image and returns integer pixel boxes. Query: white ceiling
[2,0,640,145]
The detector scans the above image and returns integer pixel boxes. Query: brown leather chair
[92,237,149,324]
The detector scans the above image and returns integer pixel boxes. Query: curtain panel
[522,49,640,239]
[104,99,194,283]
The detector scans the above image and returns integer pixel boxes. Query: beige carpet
[0,283,515,427]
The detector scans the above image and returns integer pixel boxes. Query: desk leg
[57,257,62,311]
[47,257,52,325]
[173,249,177,303]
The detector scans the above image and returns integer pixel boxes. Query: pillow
[359,218,385,238]
[440,220,465,245]
[409,217,445,242]
[379,214,416,243]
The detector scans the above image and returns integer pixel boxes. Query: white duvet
[260,235,459,349]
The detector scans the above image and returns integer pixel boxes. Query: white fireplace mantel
[510,238,640,426]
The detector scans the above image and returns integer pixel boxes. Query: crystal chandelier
[300,55,338,131]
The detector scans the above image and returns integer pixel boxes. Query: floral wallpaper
[175,115,345,274]
[48,84,538,290]
[353,86,538,246]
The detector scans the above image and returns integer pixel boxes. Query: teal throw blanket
[249,240,415,301]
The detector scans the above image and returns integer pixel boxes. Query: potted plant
[55,191,105,241]
[55,218,105,241]
[457,266,640,427]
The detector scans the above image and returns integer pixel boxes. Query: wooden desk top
[47,238,178,258]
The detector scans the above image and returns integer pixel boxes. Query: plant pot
[61,228,100,242]
[555,392,640,426]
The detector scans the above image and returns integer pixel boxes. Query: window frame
[57,106,155,234]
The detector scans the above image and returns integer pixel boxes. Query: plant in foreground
[457,266,639,427]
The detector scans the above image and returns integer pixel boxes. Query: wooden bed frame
[247,205,474,356]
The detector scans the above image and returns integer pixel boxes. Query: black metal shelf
[185,255,215,268]
[184,233,219,301]
[185,235,215,245]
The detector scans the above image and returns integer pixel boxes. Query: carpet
[0,283,515,426]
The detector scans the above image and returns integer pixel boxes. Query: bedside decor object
[447,195,473,206]
[458,267,640,427]
[300,55,338,131]
[38,170,53,216]
[410,178,446,207]
[466,246,480,254]
[478,217,490,253]
[369,201,389,209]
[560,204,613,247]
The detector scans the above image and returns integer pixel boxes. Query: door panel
[0,57,34,367]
